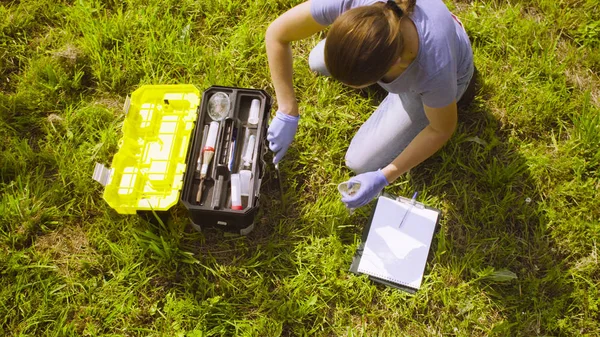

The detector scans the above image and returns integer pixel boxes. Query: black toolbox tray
[181,86,272,235]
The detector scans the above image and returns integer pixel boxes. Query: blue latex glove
[267,110,300,164]
[341,170,389,208]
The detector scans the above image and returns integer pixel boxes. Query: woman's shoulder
[412,0,456,29]
[310,0,382,26]
[412,0,457,67]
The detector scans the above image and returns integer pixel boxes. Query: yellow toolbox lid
[93,84,200,214]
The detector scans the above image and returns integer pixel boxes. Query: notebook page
[357,196,439,289]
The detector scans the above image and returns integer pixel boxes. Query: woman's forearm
[265,2,326,116]
[265,30,299,116]
[381,125,453,182]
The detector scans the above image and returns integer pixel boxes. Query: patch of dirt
[46,113,64,123]
[34,225,98,278]
[52,44,84,66]
[564,67,600,108]
[522,6,545,23]
[556,38,600,108]
[94,95,125,115]
[343,315,367,337]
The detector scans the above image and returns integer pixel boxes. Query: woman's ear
[393,54,413,68]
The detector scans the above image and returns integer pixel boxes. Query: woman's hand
[341,170,390,208]
[267,111,300,164]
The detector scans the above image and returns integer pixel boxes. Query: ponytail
[387,0,416,16]
[385,0,404,17]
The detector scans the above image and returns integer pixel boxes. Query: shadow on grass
[373,73,572,334]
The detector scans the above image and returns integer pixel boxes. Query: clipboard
[349,194,441,293]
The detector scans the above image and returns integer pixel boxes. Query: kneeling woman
[266,0,476,208]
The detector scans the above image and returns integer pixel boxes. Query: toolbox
[93,84,272,235]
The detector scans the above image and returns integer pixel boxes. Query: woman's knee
[308,39,330,76]
[345,150,378,174]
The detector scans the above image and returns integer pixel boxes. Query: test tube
[230,173,242,210]
[195,125,209,172]
[239,170,252,197]
[248,99,260,125]
[200,122,219,177]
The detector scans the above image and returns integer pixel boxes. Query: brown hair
[324,0,416,87]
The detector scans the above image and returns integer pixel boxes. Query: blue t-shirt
[310,0,473,108]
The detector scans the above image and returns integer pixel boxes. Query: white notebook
[355,196,440,291]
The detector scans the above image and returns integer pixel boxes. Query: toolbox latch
[123,95,131,116]
[92,163,113,187]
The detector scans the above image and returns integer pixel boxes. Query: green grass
[1,0,599,335]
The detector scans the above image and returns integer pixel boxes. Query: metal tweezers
[275,162,285,208]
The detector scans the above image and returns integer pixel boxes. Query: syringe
[242,134,255,169]
[196,121,219,203]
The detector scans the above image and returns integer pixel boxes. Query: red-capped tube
[231,173,243,210]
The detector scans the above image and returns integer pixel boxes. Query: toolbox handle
[92,163,113,187]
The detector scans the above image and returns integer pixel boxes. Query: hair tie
[385,0,404,17]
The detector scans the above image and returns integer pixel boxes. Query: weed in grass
[0,172,63,249]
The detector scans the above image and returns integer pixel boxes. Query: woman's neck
[381,17,419,83]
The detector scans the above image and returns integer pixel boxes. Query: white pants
[309,39,474,173]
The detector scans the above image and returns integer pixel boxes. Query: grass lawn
[1,0,599,335]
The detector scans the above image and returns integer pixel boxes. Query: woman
[265,0,475,208]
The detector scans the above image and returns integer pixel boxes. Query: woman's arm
[265,1,326,116]
[381,101,458,182]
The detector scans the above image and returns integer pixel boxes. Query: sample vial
[200,121,219,175]
[230,174,242,210]
[248,99,260,125]
[239,170,252,197]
